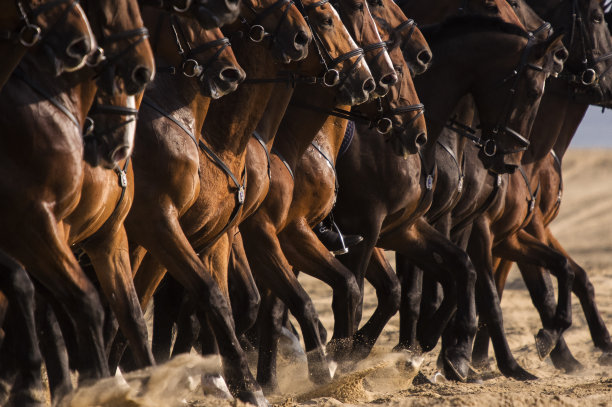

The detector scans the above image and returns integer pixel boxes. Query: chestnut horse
[0,0,94,90]
[471,0,612,372]
[0,0,153,388]
[110,0,316,404]
[332,16,565,382]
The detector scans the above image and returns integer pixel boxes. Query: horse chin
[200,77,223,99]
[337,85,368,106]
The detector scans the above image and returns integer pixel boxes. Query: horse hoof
[598,352,612,366]
[502,365,538,381]
[201,374,233,400]
[535,329,556,360]
[467,367,483,384]
[279,326,307,362]
[412,371,434,385]
[307,352,333,385]
[235,389,269,407]
[443,350,469,382]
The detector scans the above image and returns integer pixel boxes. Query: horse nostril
[381,72,398,86]
[294,30,310,48]
[417,49,432,66]
[132,65,152,86]
[111,146,130,163]
[66,36,91,59]
[220,67,245,83]
[415,132,427,147]
[555,48,569,63]
[363,77,376,93]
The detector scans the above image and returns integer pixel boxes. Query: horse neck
[202,39,280,155]
[400,0,457,25]
[253,83,296,148]
[319,113,349,162]
[273,84,339,170]
[553,102,589,162]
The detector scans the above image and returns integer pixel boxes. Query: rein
[0,0,78,47]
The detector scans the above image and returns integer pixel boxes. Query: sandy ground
[61,149,612,407]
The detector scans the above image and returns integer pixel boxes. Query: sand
[57,148,612,406]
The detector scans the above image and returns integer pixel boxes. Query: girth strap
[517,165,539,214]
[141,96,197,146]
[311,141,339,199]
[252,131,271,180]
[271,146,294,180]
[197,139,247,253]
[12,68,80,129]
[451,172,503,235]
[436,139,465,193]
[550,149,563,207]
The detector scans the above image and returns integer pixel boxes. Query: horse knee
[385,280,401,314]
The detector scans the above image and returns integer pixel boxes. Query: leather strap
[252,131,271,180]
[271,146,294,180]
[311,141,339,199]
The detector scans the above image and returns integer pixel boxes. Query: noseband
[0,0,80,47]
[560,0,612,89]
[479,23,552,158]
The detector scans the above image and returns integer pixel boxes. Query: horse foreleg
[467,220,536,380]
[228,231,261,337]
[0,254,44,406]
[83,226,155,369]
[241,218,331,386]
[545,231,612,363]
[280,219,360,359]
[494,229,574,360]
[380,218,477,382]
[349,247,400,361]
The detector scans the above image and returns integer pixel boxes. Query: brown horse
[264,0,429,371]
[112,0,317,404]
[0,0,94,90]
[143,0,242,28]
[127,0,374,393]
[398,0,524,27]
[0,0,153,389]
[332,16,565,382]
[391,0,558,383]
[471,0,612,372]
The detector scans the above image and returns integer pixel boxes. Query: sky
[571,106,612,148]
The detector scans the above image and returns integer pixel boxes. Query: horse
[0,0,154,392]
[255,0,429,373]
[141,0,242,29]
[0,0,95,90]
[471,0,612,372]
[398,0,524,27]
[331,15,565,382]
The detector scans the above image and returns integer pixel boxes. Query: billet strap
[311,141,339,198]
[451,172,503,235]
[252,131,271,180]
[271,146,294,180]
[141,96,197,146]
[517,165,539,214]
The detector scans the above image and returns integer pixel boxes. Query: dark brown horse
[267,0,429,370]
[471,0,612,372]
[332,16,565,382]
[143,0,242,28]
[398,0,524,27]
[0,0,94,90]
[0,0,153,390]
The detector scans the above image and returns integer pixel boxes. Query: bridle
[239,0,296,43]
[0,0,80,47]
[139,0,195,13]
[243,0,367,88]
[83,102,139,166]
[86,1,150,71]
[559,0,612,88]
[478,22,552,158]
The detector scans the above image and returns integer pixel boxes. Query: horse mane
[421,15,530,43]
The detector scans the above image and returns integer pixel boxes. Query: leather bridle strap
[0,0,77,47]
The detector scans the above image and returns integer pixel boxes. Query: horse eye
[323,18,333,26]
[485,3,499,12]
[353,2,364,10]
[509,0,518,7]
[593,14,603,23]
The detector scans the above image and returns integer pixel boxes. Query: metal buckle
[426,174,434,190]
[173,0,193,12]
[118,170,128,188]
[375,118,392,134]
[581,68,598,86]
[238,186,245,204]
[19,23,41,47]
